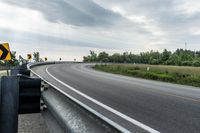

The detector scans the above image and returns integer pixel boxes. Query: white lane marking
[46,66,160,133]
[28,65,132,133]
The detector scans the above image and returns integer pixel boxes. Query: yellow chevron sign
[0,43,11,61]
[27,54,32,60]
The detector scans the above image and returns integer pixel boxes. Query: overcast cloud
[0,0,200,61]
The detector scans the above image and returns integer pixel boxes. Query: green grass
[93,64,200,88]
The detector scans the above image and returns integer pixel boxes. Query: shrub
[150,59,159,65]
[181,61,192,66]
[158,74,174,82]
[133,66,140,70]
[192,60,200,67]
[127,70,139,76]
[144,72,159,80]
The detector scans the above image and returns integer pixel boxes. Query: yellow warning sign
[27,54,32,60]
[0,43,11,61]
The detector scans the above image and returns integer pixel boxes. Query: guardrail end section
[0,76,19,133]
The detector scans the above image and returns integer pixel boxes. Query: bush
[144,72,159,80]
[192,60,200,67]
[133,66,140,70]
[158,74,174,82]
[150,59,159,65]
[179,76,200,87]
[127,70,139,76]
[181,61,192,66]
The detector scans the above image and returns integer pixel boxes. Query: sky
[0,0,200,61]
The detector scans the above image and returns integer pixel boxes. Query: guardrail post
[0,76,19,133]
[18,76,41,114]
[10,64,41,114]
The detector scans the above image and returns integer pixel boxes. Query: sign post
[5,61,9,76]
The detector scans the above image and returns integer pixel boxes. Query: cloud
[3,0,122,27]
[0,27,119,49]
[1,0,200,61]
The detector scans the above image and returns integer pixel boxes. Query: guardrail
[0,64,41,133]
[28,62,120,133]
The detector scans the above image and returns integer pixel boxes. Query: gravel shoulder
[18,113,49,133]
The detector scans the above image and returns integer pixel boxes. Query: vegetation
[0,51,43,69]
[0,52,19,70]
[94,64,200,88]
[33,52,44,62]
[83,49,200,67]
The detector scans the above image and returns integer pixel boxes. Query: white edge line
[28,63,160,133]
[27,64,132,133]
[46,66,160,133]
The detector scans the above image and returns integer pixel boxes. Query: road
[31,63,200,133]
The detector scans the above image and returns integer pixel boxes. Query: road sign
[27,54,32,60]
[0,43,11,60]
[45,57,47,61]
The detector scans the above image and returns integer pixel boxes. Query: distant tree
[140,52,150,64]
[192,60,200,67]
[83,56,89,62]
[98,52,109,62]
[162,49,171,63]
[8,51,19,66]
[33,52,40,62]
[83,48,200,67]
[122,52,131,63]
[166,54,181,66]
[182,61,192,66]
[83,50,97,62]
[149,58,159,65]
[109,53,123,63]
[89,50,97,62]
[19,55,27,64]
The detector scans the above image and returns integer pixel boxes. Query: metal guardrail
[28,62,120,133]
[0,64,41,133]
[0,76,19,133]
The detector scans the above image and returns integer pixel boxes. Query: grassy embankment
[94,64,200,88]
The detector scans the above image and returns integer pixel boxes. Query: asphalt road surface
[31,63,200,133]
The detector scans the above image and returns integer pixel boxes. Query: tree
[8,51,19,66]
[110,53,123,62]
[83,50,97,62]
[33,52,40,62]
[98,52,109,62]
[167,54,181,66]
[162,49,171,63]
[122,52,131,63]
[83,48,200,67]
[192,60,200,67]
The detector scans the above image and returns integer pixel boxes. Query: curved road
[31,63,200,133]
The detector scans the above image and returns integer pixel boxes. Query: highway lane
[31,63,200,133]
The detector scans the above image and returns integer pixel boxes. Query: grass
[93,64,200,88]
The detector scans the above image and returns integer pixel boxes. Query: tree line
[83,49,200,66]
